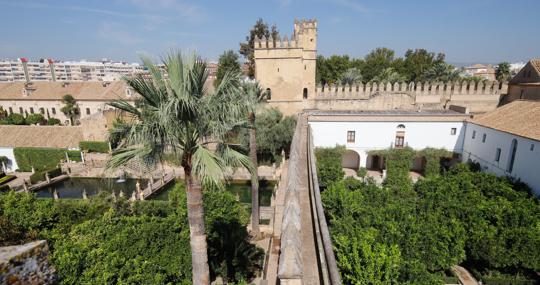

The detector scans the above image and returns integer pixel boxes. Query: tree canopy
[215,50,241,87]
[239,18,279,78]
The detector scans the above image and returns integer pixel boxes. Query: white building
[0,58,144,82]
[308,102,540,195]
[308,110,469,171]
[0,81,136,125]
[462,100,540,195]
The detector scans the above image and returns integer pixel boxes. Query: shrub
[14,147,81,172]
[357,167,367,178]
[29,167,63,184]
[0,184,10,192]
[369,147,416,191]
[6,113,25,125]
[417,147,452,177]
[79,141,109,153]
[26,113,46,125]
[315,146,345,188]
[47,118,61,125]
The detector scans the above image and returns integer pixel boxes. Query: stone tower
[254,19,317,114]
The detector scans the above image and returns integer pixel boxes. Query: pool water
[35,178,275,206]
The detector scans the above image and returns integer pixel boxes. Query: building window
[482,134,486,143]
[304,65,306,70]
[29,107,34,114]
[451,128,457,135]
[397,124,405,129]
[495,148,501,162]
[19,107,23,114]
[86,108,91,115]
[266,88,271,100]
[52,108,56,115]
[277,68,280,72]
[507,139,518,173]
[472,130,476,139]
[347,131,355,143]
[39,108,45,115]
[531,144,535,151]
[395,134,405,148]
[8,107,13,114]
[303,88,308,99]
[520,90,525,99]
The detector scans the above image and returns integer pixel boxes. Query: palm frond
[192,146,226,189]
[216,144,254,175]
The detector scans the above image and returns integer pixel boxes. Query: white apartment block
[0,58,144,82]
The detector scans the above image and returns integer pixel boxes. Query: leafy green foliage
[215,50,241,87]
[241,108,296,165]
[369,147,416,191]
[0,182,264,284]
[26,113,46,125]
[79,141,109,153]
[496,62,511,82]
[60,94,80,125]
[47,118,61,125]
[315,146,345,188]
[5,113,26,125]
[322,164,540,284]
[239,18,279,78]
[13,147,81,172]
[417,148,452,177]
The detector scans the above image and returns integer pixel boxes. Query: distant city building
[506,59,540,103]
[463,63,496,81]
[0,58,145,82]
[509,62,526,75]
[206,62,218,79]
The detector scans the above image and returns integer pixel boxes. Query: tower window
[304,65,306,70]
[303,88,308,99]
[265,88,271,100]
[277,68,279,72]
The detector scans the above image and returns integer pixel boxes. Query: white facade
[309,120,465,169]
[463,122,540,195]
[0,59,144,82]
[0,147,17,172]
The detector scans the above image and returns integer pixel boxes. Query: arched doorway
[342,149,360,170]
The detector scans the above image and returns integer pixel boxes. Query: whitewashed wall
[463,122,540,196]
[0,147,17,172]
[309,120,465,168]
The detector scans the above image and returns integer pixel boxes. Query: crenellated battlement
[255,18,317,50]
[315,81,508,99]
[255,34,301,49]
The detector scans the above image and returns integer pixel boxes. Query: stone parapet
[0,240,57,285]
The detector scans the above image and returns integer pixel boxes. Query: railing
[307,125,342,285]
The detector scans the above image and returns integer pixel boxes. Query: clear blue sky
[1,0,539,65]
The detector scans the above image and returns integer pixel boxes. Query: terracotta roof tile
[470,100,540,141]
[0,81,134,101]
[0,125,83,148]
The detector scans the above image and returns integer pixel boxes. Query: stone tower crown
[254,19,317,50]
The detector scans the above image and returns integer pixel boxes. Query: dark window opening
[266,88,271,100]
[8,107,13,114]
[482,134,486,143]
[303,88,308,99]
[395,135,405,148]
[507,139,518,173]
[495,148,501,162]
[451,128,457,135]
[19,107,23,114]
[531,144,535,151]
[39,108,45,115]
[29,107,34,114]
[472,130,476,139]
[347,131,355,143]
[52,108,56,115]
[86,108,91,115]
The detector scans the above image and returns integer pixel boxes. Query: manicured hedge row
[14,147,81,172]
[29,167,63,184]
[79,141,109,153]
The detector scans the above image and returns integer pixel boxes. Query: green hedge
[0,184,9,192]
[79,141,109,153]
[14,147,81,172]
[29,167,63,184]
[0,175,16,185]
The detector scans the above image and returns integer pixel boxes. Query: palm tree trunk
[249,112,260,236]
[184,166,210,285]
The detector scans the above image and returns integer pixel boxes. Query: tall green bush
[370,147,416,191]
[315,146,345,188]
[79,141,109,153]
[418,148,452,177]
[14,147,81,172]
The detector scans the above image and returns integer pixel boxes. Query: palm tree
[107,52,253,285]
[240,83,268,237]
[60,94,79,126]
